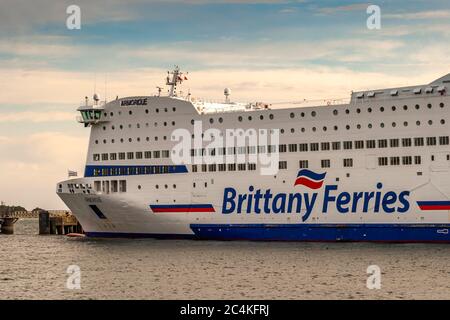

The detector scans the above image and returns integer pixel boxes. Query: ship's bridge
[76,94,109,126]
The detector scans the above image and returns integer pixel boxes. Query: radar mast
[166,66,188,97]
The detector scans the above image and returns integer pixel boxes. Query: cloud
[0,132,87,209]
[385,10,450,20]
[0,111,75,123]
[316,3,369,15]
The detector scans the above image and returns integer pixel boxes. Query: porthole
[137,137,141,142]
[416,121,421,126]
[111,139,115,143]
[357,124,361,129]
[281,129,285,134]
[138,185,141,190]
[156,108,159,113]
[112,125,115,130]
[95,140,98,144]
[163,136,167,140]
[392,106,396,111]
[311,111,316,117]
[333,110,338,115]
[441,119,445,124]
[209,118,214,124]
[428,120,433,125]
[145,109,149,114]
[110,112,114,116]
[291,128,295,133]
[403,105,408,110]
[154,122,158,127]
[146,137,150,141]
[191,119,194,125]
[345,109,349,114]
[120,125,123,129]
[301,128,305,132]
[137,124,140,128]
[323,126,327,131]
[164,122,167,126]
[120,138,124,143]
[380,123,385,128]
[368,108,372,113]
[128,124,131,128]
[173,107,176,112]
[312,127,316,132]
[346,125,350,130]
[440,103,444,108]
[334,126,338,131]
[248,116,252,121]
[219,117,223,123]
[427,104,432,109]
[290,112,294,118]
[128,138,132,142]
[403,121,408,127]
[368,123,372,129]
[356,108,361,113]
[129,110,132,115]
[260,115,264,120]
[238,116,243,122]
[155,136,158,141]
[172,121,175,126]
[391,122,396,127]
[164,184,168,189]
[164,108,168,112]
[415,104,420,109]
[156,185,159,189]
[173,184,176,189]
[103,139,106,144]
[104,112,107,117]
[380,107,385,112]
[269,114,274,120]
[301,112,305,117]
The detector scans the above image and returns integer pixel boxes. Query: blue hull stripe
[85,224,450,242]
[190,223,450,242]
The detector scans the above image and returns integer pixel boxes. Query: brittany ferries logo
[221,170,411,222]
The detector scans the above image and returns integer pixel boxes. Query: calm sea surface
[0,219,449,299]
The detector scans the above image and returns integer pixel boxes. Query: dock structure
[38,211,83,235]
[0,207,18,234]
[0,209,83,235]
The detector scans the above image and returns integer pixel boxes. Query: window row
[377,156,421,166]
[93,150,171,161]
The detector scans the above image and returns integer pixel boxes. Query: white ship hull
[57,70,450,242]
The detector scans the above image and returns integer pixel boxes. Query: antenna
[104,74,107,104]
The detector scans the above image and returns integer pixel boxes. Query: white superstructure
[57,68,450,242]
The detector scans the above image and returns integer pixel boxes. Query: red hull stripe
[418,205,450,211]
[150,204,215,213]
[417,201,450,211]
[294,177,324,189]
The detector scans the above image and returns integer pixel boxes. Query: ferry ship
[57,67,450,242]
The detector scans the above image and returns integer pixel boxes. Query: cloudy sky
[1,0,450,209]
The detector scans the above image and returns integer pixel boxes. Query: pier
[38,211,83,235]
[0,209,83,235]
